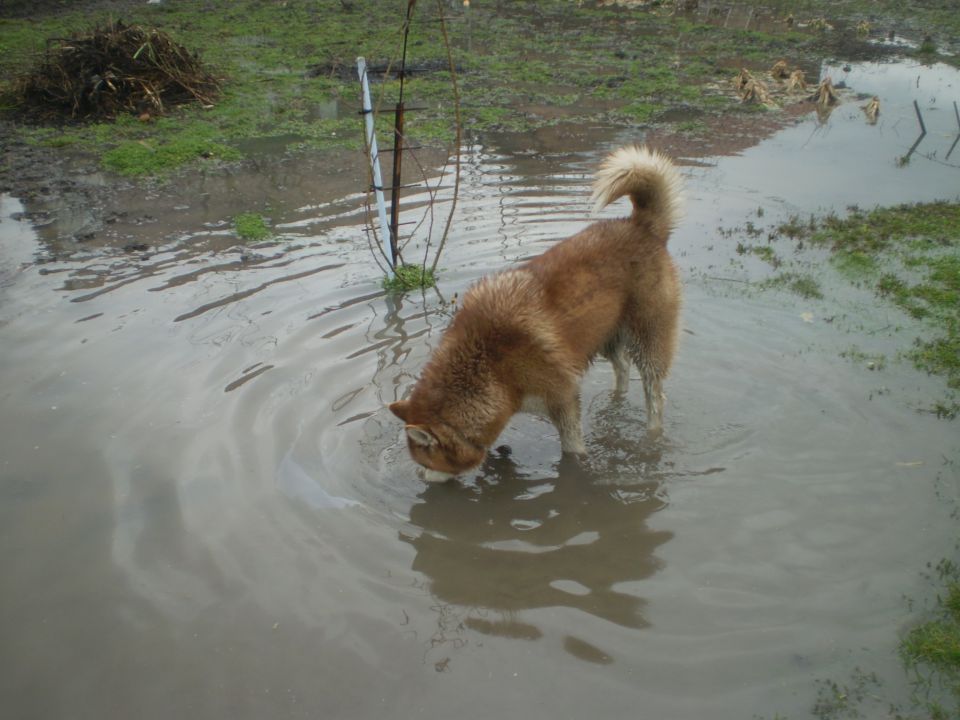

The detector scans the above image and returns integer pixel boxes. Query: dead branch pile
[15,20,220,121]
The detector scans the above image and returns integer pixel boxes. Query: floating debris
[14,19,219,121]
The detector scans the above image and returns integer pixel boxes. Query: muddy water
[2,60,959,719]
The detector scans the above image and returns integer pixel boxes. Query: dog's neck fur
[418,339,516,450]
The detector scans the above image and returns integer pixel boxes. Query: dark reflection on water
[404,447,673,641]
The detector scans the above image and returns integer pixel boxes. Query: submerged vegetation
[783,203,960,417]
[760,271,823,299]
[725,200,960,419]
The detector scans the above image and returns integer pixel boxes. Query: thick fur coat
[390,146,683,480]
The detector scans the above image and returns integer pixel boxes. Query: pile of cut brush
[15,20,220,121]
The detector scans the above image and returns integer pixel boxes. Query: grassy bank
[779,203,960,419]
[2,0,957,176]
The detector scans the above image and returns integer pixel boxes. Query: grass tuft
[382,263,437,292]
[103,133,240,176]
[233,212,271,241]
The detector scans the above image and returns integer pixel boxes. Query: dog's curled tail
[590,145,682,236]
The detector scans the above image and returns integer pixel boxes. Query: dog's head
[389,400,486,482]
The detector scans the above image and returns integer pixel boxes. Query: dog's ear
[389,400,410,422]
[405,424,438,448]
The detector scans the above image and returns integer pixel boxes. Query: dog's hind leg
[640,366,667,436]
[628,331,676,437]
[545,390,587,456]
[601,334,631,395]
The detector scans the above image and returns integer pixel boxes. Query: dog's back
[391,145,683,479]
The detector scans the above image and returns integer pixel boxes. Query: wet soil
[0,121,369,250]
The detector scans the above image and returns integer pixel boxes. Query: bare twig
[429,0,463,277]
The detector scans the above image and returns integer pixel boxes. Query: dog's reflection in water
[402,446,674,653]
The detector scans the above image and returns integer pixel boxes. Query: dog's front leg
[611,348,631,395]
[546,392,587,456]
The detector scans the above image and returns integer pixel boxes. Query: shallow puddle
[1,59,958,718]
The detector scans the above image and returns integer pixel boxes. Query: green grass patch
[382,263,437,292]
[102,130,241,176]
[811,203,960,255]
[233,212,272,241]
[832,249,878,279]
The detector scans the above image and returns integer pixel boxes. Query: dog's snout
[417,466,456,483]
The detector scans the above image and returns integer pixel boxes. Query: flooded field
[1,58,959,718]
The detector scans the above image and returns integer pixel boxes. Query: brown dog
[390,145,683,481]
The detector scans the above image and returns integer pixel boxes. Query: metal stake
[357,56,393,271]
[389,101,405,267]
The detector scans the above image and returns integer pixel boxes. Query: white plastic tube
[357,57,393,271]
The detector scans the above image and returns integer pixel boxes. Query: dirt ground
[0,121,378,256]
